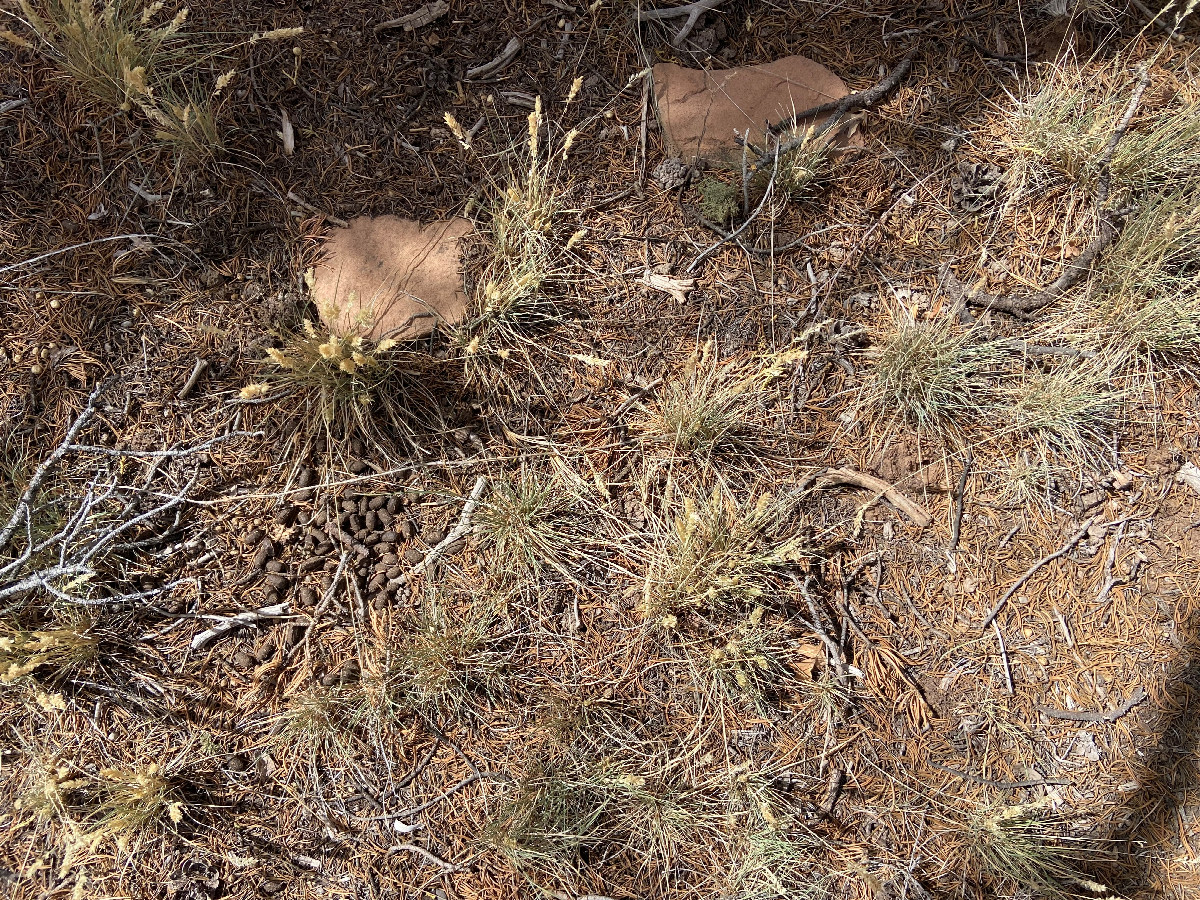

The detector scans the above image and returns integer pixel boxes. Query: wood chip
[641,271,694,304]
[374,1,449,32]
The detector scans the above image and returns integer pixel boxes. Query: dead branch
[768,49,918,140]
[190,603,292,651]
[0,383,103,556]
[388,476,488,592]
[1036,686,1147,724]
[817,467,933,528]
[980,515,1120,631]
[388,843,461,872]
[638,0,729,48]
[465,37,522,81]
[374,1,448,33]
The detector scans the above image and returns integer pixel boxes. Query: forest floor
[3,2,1200,899]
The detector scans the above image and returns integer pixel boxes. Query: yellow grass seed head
[213,69,237,97]
[566,76,583,105]
[339,357,358,374]
[317,339,341,360]
[239,382,270,400]
[265,347,295,369]
[251,26,306,43]
[0,28,32,49]
[444,112,469,148]
[562,128,579,159]
[351,351,368,367]
[165,8,189,35]
[376,338,397,353]
[566,227,587,250]
[465,336,481,354]
[140,1,166,25]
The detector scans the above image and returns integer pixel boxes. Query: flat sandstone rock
[653,57,852,167]
[310,215,472,341]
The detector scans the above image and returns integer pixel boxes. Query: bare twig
[388,477,488,592]
[177,358,209,399]
[465,37,522,81]
[638,0,728,47]
[190,603,292,651]
[1096,67,1152,207]
[949,448,973,553]
[768,49,918,139]
[817,467,933,528]
[388,843,461,871]
[0,383,103,556]
[980,516,1104,630]
[1036,686,1147,724]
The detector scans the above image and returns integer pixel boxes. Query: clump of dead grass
[254,318,445,458]
[960,799,1104,899]
[704,605,798,712]
[474,468,584,589]
[1003,361,1122,466]
[1,617,98,683]
[863,308,1004,431]
[640,487,811,623]
[455,98,578,388]
[1009,62,1200,194]
[1048,190,1200,374]
[390,597,509,715]
[635,338,812,462]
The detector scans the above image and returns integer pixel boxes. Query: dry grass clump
[863,309,1004,431]
[1009,62,1200,193]
[704,605,799,711]
[254,318,445,456]
[16,754,183,855]
[728,825,828,900]
[15,0,222,155]
[1,618,98,683]
[485,757,720,887]
[959,799,1104,899]
[640,487,811,622]
[1004,361,1122,466]
[13,2,303,157]
[390,597,510,715]
[474,468,585,588]
[456,99,579,388]
[1050,191,1200,373]
[636,339,811,461]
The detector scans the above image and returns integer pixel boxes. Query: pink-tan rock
[652,56,853,167]
[309,215,472,342]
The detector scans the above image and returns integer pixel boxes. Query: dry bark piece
[652,56,852,168]
[310,216,473,341]
[817,467,933,528]
[375,1,449,32]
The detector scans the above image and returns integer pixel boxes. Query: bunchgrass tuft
[636,339,811,461]
[1009,62,1200,194]
[865,309,1004,431]
[641,487,810,622]
[255,318,445,457]
[963,800,1101,899]
[1,618,98,684]
[16,1,224,157]
[1050,191,1200,373]
[474,468,582,588]
[391,598,508,715]
[705,605,798,712]
[1004,362,1122,466]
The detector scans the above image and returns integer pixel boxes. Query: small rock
[653,56,853,167]
[226,754,249,772]
[310,216,473,341]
